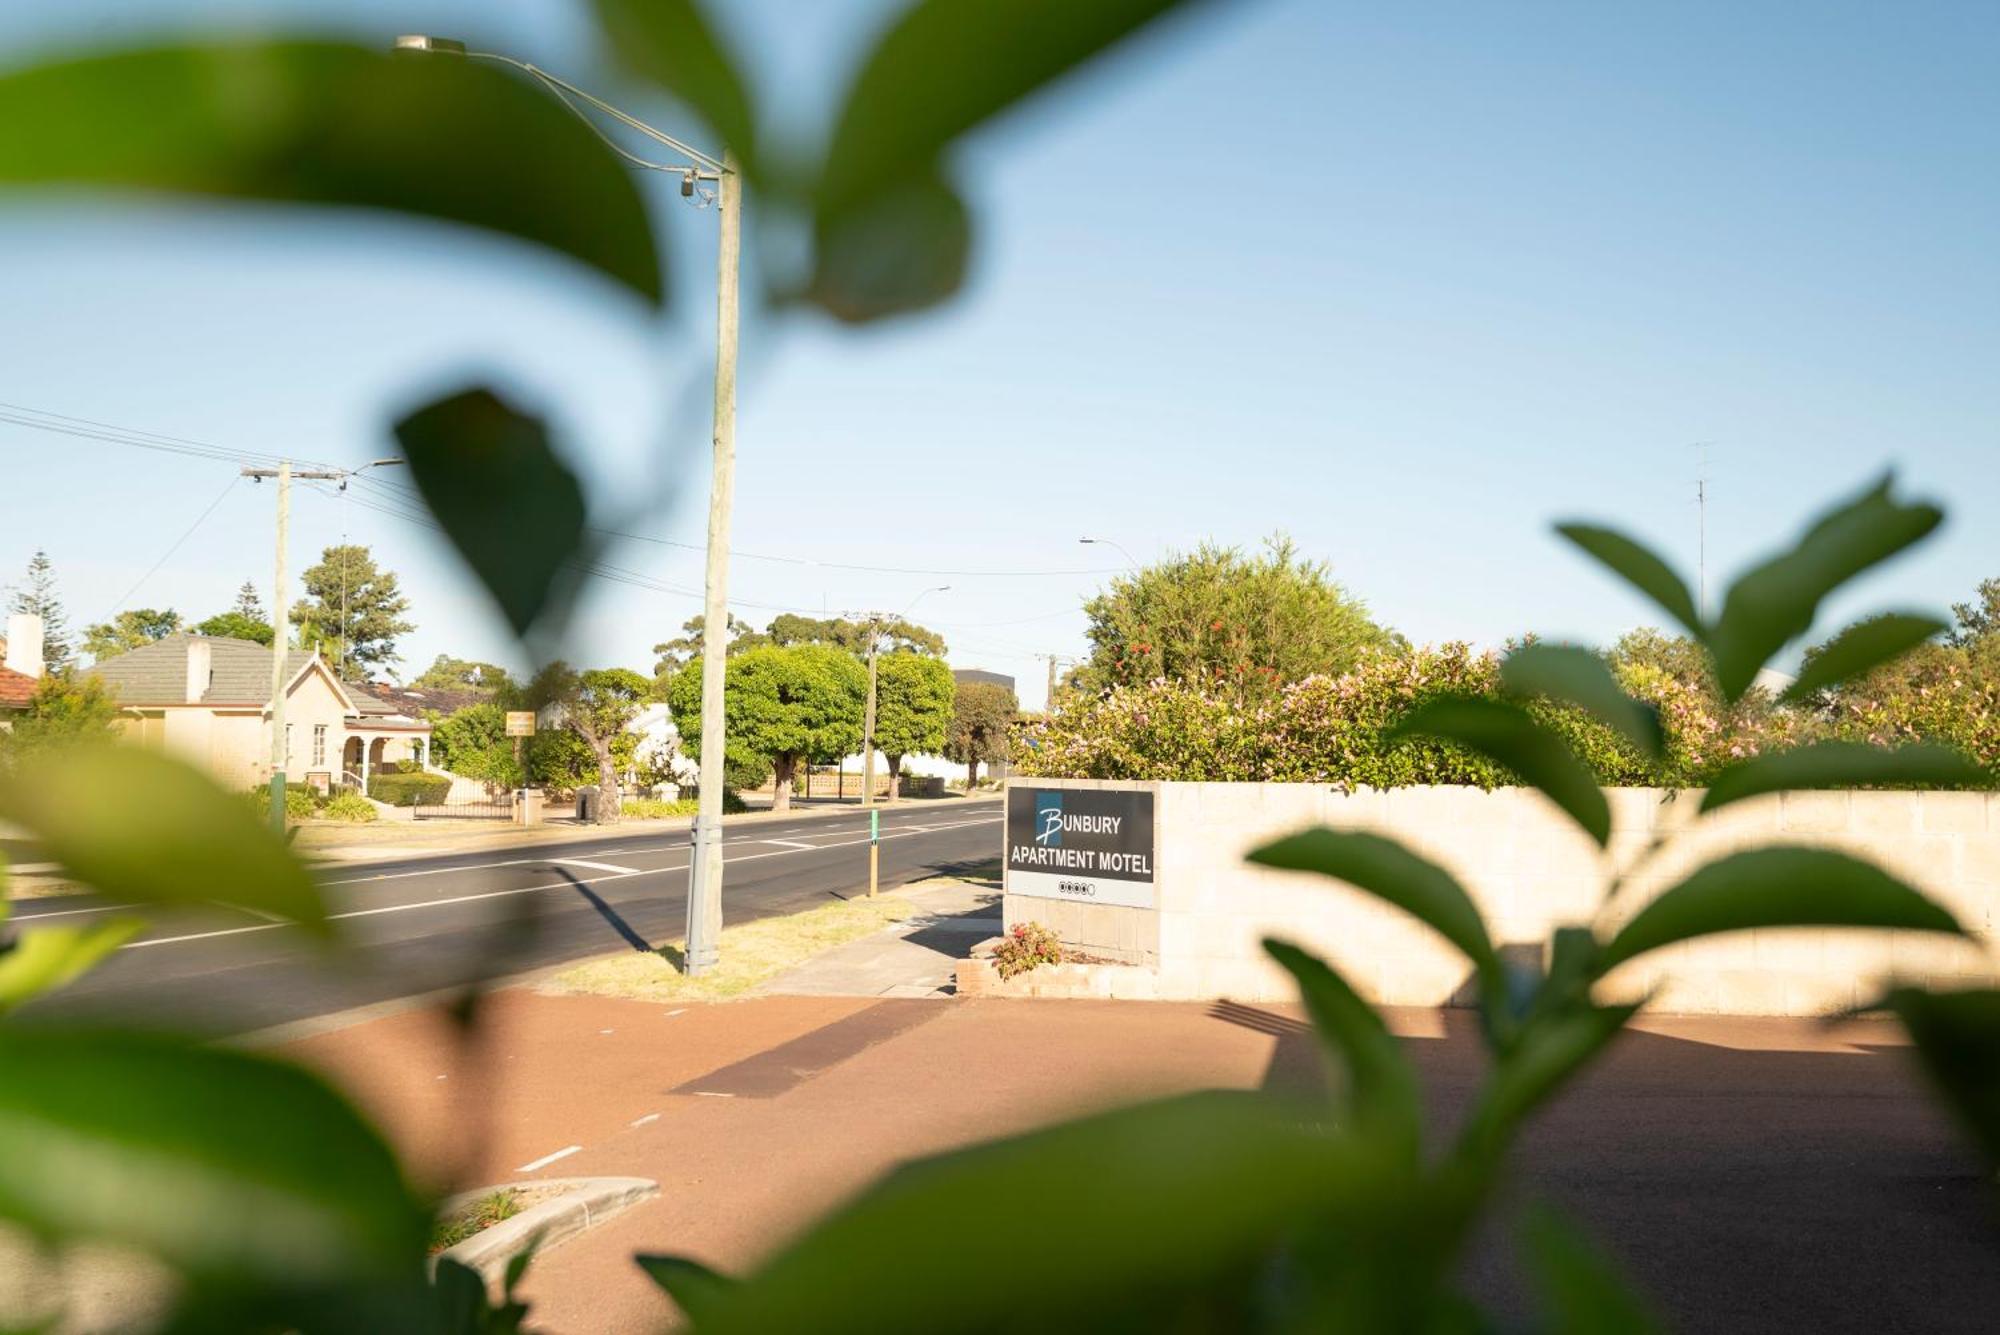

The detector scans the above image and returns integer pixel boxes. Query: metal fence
[413,792,516,821]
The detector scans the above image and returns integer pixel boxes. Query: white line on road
[516,1145,581,1173]
[761,839,819,851]
[629,1113,660,1127]
[107,814,1002,952]
[551,858,644,875]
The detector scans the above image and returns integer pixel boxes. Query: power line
[98,475,241,621]
[1,402,1127,581]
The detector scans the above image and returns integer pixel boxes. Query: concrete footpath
[277,981,2000,1334]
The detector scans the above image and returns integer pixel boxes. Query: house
[0,613,43,716]
[87,634,433,792]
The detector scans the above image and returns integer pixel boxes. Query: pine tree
[290,545,414,676]
[233,580,265,620]
[8,549,72,670]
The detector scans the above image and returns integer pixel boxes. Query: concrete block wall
[1002,781,2000,1016]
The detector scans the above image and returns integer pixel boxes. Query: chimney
[185,638,212,704]
[4,613,43,679]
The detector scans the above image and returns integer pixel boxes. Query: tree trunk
[886,755,902,801]
[773,752,795,813]
[593,742,620,823]
[966,758,978,790]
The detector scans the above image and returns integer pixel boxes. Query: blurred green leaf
[1522,1205,1662,1335]
[1502,644,1662,758]
[0,41,663,304]
[1700,741,1989,814]
[1263,939,1421,1155]
[1782,612,1947,703]
[0,918,143,1013]
[595,0,756,167]
[1248,829,1499,983]
[809,170,971,323]
[1395,698,1612,847]
[1461,1002,1637,1162]
[819,0,1217,216]
[1600,847,1962,971]
[1708,476,1943,701]
[0,1028,428,1284]
[1880,988,2000,1166]
[686,1092,1390,1334]
[394,387,589,639]
[0,746,328,932]
[432,1253,532,1334]
[1553,525,1703,640]
[636,1254,740,1326]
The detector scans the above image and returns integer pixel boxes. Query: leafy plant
[323,789,380,823]
[991,921,1064,979]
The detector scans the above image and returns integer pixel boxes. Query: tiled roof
[87,635,324,707]
[354,683,486,718]
[0,666,35,709]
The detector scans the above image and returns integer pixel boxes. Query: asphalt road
[7,801,1002,1037]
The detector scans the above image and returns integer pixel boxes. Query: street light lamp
[399,36,738,977]
[1079,536,1139,570]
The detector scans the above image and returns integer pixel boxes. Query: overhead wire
[98,475,241,621]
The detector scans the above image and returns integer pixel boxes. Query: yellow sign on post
[504,711,536,737]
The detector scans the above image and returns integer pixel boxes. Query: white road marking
[515,1145,581,1173]
[8,901,133,923]
[761,839,819,851]
[664,1009,687,1018]
[692,1091,734,1099]
[109,814,1003,952]
[552,858,643,875]
[629,1112,660,1127]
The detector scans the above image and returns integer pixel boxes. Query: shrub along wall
[1015,643,1982,787]
[366,773,452,807]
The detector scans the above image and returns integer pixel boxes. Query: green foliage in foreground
[3,6,1999,1335]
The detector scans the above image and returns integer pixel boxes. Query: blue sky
[2,0,1995,708]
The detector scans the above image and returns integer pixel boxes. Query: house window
[312,724,327,767]
[284,723,294,766]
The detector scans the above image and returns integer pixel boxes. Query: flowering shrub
[1015,641,1947,789]
[992,922,1064,980]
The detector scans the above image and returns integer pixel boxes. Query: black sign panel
[1005,786,1156,908]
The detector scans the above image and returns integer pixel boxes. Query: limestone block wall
[1001,780,2000,1016]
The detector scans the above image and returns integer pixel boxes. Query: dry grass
[540,894,922,1003]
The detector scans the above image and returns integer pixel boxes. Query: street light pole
[1079,536,1140,571]
[395,36,736,975]
[685,149,740,975]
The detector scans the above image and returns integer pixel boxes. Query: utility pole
[1037,654,1076,711]
[861,618,881,809]
[243,462,343,835]
[684,148,741,976]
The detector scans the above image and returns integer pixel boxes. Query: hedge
[1013,642,1986,789]
[366,773,452,807]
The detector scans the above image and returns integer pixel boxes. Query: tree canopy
[0,672,121,763]
[192,581,273,644]
[291,544,414,674]
[668,643,865,811]
[871,652,955,794]
[81,608,180,661]
[1074,536,1395,704]
[943,679,1017,787]
[651,613,764,679]
[412,654,514,696]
